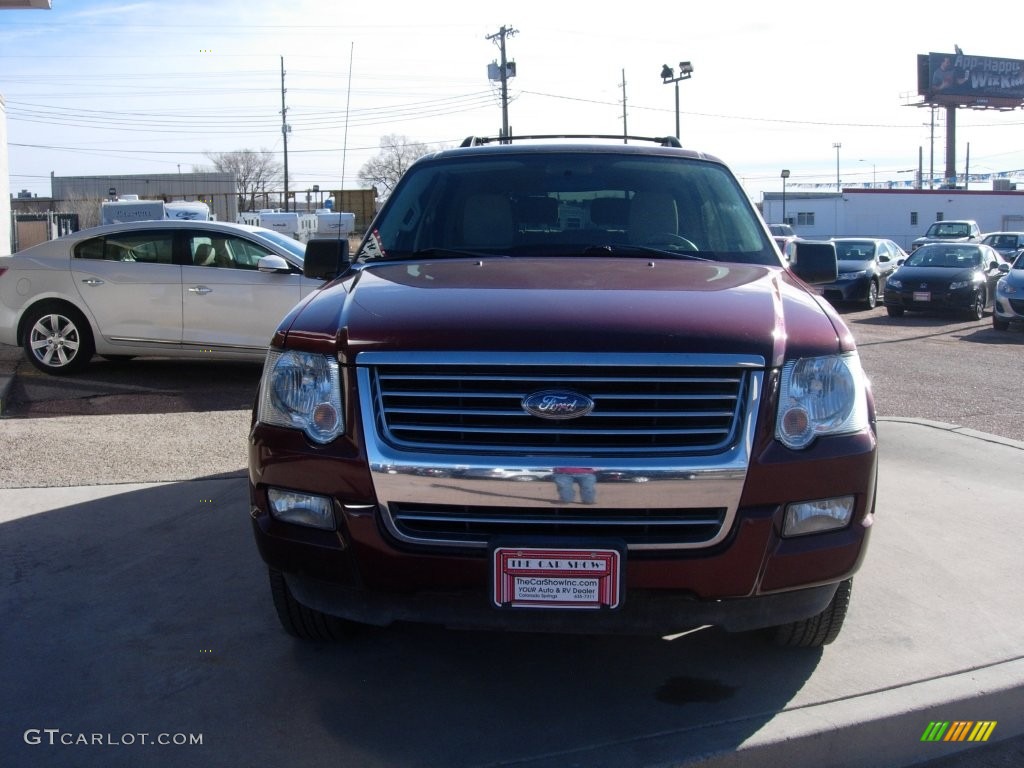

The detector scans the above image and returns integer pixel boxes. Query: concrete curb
[878,416,1024,451]
[685,657,1024,768]
[502,658,1024,768]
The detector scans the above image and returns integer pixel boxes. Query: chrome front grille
[387,502,727,549]
[359,352,762,457]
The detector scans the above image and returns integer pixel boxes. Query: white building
[762,188,1024,251]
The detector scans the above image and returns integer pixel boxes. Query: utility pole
[486,25,517,142]
[280,56,290,211]
[620,69,628,143]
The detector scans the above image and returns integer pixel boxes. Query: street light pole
[833,142,842,191]
[780,169,790,222]
[660,61,694,140]
[858,159,876,188]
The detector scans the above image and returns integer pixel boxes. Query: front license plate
[492,547,621,610]
[913,291,931,302]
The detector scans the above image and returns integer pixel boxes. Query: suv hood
[288,258,850,367]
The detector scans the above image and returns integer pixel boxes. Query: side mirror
[257,254,292,273]
[788,241,837,285]
[303,238,350,281]
[997,262,1010,274]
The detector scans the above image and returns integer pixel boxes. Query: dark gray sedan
[819,238,905,309]
[884,243,1009,320]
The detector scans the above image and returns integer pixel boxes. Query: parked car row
[804,231,1022,329]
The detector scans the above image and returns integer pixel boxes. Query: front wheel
[769,579,852,648]
[268,568,357,641]
[22,303,95,375]
[967,290,985,321]
[993,314,1009,331]
[886,305,905,318]
[865,280,879,310]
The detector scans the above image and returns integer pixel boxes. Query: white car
[0,220,326,374]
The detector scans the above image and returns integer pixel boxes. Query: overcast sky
[3,0,1023,203]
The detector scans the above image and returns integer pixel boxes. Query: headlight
[257,349,343,444]
[838,270,867,280]
[996,278,1016,295]
[887,278,902,289]
[948,279,974,290]
[776,353,869,450]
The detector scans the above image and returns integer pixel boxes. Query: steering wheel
[644,233,699,252]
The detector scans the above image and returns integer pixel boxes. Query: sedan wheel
[865,280,879,310]
[886,305,905,318]
[23,304,95,375]
[967,290,985,321]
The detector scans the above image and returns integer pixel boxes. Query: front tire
[769,579,852,648]
[967,290,985,321]
[992,314,1009,331]
[865,280,879,310]
[886,305,905,318]
[268,568,356,641]
[22,303,95,375]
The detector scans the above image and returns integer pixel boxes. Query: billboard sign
[919,52,1024,106]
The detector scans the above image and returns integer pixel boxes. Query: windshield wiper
[410,247,509,259]
[580,244,715,262]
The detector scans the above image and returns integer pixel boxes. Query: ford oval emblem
[522,390,595,420]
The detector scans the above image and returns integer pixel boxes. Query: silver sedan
[0,220,324,374]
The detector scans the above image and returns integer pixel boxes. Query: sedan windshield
[925,223,971,238]
[252,229,306,263]
[904,245,981,268]
[356,151,778,266]
[833,240,876,259]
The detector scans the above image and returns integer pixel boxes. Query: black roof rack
[459,134,683,149]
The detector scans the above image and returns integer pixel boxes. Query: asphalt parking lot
[1,302,1023,768]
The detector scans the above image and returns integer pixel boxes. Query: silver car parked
[0,220,324,375]
[993,249,1024,331]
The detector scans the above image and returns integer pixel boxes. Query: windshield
[252,228,306,263]
[904,244,981,268]
[925,222,971,238]
[834,240,875,260]
[356,151,777,266]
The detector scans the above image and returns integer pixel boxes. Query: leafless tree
[358,135,439,200]
[202,148,283,212]
[62,193,105,229]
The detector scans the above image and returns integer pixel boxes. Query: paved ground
[1,418,1022,768]
[2,335,1024,767]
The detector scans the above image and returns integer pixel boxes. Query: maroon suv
[248,136,877,647]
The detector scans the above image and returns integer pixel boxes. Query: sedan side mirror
[788,241,837,285]
[257,254,293,273]
[303,238,351,281]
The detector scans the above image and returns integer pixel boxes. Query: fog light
[267,488,336,530]
[783,495,855,537]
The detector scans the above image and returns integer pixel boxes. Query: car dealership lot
[0,307,1023,768]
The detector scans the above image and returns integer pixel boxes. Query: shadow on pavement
[0,476,818,768]
[3,420,1023,767]
[4,356,263,418]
